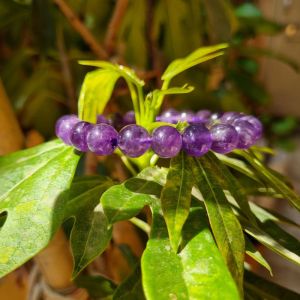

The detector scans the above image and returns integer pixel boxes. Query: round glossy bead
[70,121,93,152]
[210,124,238,154]
[156,109,179,123]
[220,112,244,124]
[196,110,211,122]
[238,115,262,140]
[55,114,79,145]
[87,124,118,155]
[118,125,151,157]
[182,124,212,157]
[178,110,195,123]
[152,126,182,158]
[123,111,136,125]
[96,114,110,124]
[233,120,257,149]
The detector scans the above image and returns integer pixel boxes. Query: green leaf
[0,140,80,277]
[75,274,116,300]
[237,150,300,211]
[245,236,272,275]
[113,265,145,300]
[192,156,245,295]
[79,61,144,87]
[78,69,119,123]
[101,178,161,224]
[160,152,194,251]
[162,43,228,81]
[206,152,256,224]
[141,203,239,300]
[243,222,300,266]
[244,270,300,299]
[65,176,114,277]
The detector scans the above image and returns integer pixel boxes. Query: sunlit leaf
[101,178,160,224]
[142,203,239,300]
[192,156,245,295]
[78,69,119,123]
[162,43,228,81]
[160,152,193,251]
[0,140,80,277]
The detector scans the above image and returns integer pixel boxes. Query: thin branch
[104,0,129,55]
[57,25,77,113]
[53,0,108,59]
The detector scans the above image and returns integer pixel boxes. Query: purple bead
[220,112,244,124]
[55,114,79,145]
[156,109,179,123]
[152,126,182,158]
[70,121,93,152]
[182,124,212,157]
[196,110,211,122]
[87,124,118,155]
[210,124,239,154]
[233,120,258,149]
[238,115,262,140]
[118,125,151,157]
[96,114,110,124]
[178,111,195,123]
[123,111,136,125]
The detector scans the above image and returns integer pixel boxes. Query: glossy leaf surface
[0,140,80,277]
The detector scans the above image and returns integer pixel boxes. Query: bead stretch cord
[55,110,263,158]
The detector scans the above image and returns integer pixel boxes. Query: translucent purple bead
[210,124,239,154]
[196,110,211,122]
[55,114,79,145]
[152,126,182,158]
[123,111,136,125]
[220,112,244,124]
[182,124,212,157]
[87,124,118,155]
[96,114,110,124]
[178,111,195,123]
[233,120,257,149]
[238,115,262,140]
[156,109,179,123]
[118,125,151,157]
[70,121,93,152]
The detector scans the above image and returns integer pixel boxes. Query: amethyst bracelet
[55,110,263,158]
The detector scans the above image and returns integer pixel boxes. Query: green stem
[120,155,137,176]
[127,81,140,124]
[130,217,150,235]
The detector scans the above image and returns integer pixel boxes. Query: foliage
[1,42,300,300]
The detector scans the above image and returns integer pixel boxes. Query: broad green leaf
[113,265,145,300]
[237,150,300,211]
[192,156,245,295]
[101,178,161,224]
[160,152,194,251]
[206,152,256,224]
[245,236,272,275]
[75,274,116,300]
[65,176,114,277]
[244,270,300,300]
[142,204,239,300]
[162,43,228,81]
[78,69,119,123]
[79,60,144,87]
[0,140,80,277]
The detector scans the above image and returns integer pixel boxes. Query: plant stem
[127,81,140,124]
[120,155,137,176]
[130,217,151,235]
[138,85,145,125]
